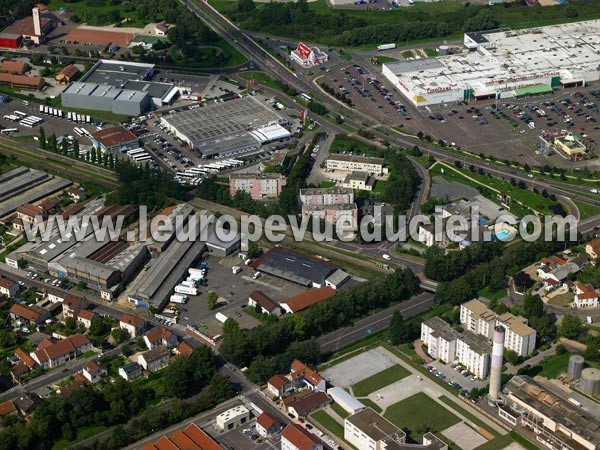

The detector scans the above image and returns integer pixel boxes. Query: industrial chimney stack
[32,7,42,37]
[488,326,505,405]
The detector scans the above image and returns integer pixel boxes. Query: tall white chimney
[488,326,505,405]
[33,7,42,37]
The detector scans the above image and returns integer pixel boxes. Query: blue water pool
[495,230,510,239]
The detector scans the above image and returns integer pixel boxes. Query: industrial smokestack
[488,326,505,405]
[32,7,41,37]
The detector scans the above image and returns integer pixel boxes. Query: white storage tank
[581,368,600,396]
[438,45,450,56]
[568,354,585,380]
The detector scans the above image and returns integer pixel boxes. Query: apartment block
[325,154,386,176]
[421,317,460,363]
[229,173,286,200]
[460,299,536,356]
[455,331,491,379]
[299,187,354,206]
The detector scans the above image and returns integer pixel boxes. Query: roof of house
[58,64,79,79]
[16,203,42,218]
[588,237,600,251]
[540,255,566,266]
[63,295,80,309]
[83,360,105,374]
[256,412,279,430]
[290,359,324,387]
[120,361,142,376]
[77,309,97,321]
[576,283,595,294]
[281,286,336,313]
[13,392,40,413]
[249,290,279,312]
[62,202,84,218]
[155,22,169,33]
[9,303,43,322]
[142,423,222,450]
[92,126,137,148]
[33,334,90,363]
[576,291,598,300]
[176,340,198,357]
[0,400,16,417]
[120,312,145,327]
[286,390,329,416]
[0,278,17,289]
[145,327,174,344]
[59,378,86,396]
[0,73,43,88]
[140,345,170,363]
[268,374,291,390]
[0,60,28,74]
[281,423,322,450]
[15,348,37,368]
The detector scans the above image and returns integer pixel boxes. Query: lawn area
[372,179,389,195]
[331,402,350,419]
[438,395,499,438]
[546,292,573,307]
[537,352,570,379]
[477,286,507,302]
[63,104,130,124]
[360,398,383,413]
[473,433,513,450]
[238,71,279,90]
[374,56,399,64]
[0,236,26,263]
[574,200,600,221]
[311,410,344,439]
[319,181,336,188]
[352,365,410,397]
[384,392,460,435]
[47,0,159,27]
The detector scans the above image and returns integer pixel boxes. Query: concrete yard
[442,422,488,450]
[322,347,397,387]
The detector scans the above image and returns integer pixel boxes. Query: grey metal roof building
[0,168,49,203]
[0,177,72,219]
[253,246,338,288]
[62,82,152,116]
[160,96,288,158]
[80,60,155,86]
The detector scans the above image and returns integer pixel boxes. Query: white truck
[180,280,196,288]
[174,285,197,296]
[377,43,396,51]
[232,266,242,274]
[170,294,188,304]
[189,268,204,279]
[568,398,582,408]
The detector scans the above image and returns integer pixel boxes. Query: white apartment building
[460,299,536,356]
[216,405,250,431]
[573,283,599,309]
[421,317,460,363]
[299,187,354,206]
[325,154,386,176]
[229,173,286,200]
[455,331,491,379]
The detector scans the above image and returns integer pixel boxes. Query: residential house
[77,309,98,329]
[539,255,567,269]
[10,363,29,383]
[119,313,145,337]
[256,412,280,437]
[82,360,107,383]
[55,64,79,84]
[325,154,386,176]
[15,348,37,370]
[267,374,292,398]
[586,237,600,260]
[66,187,85,202]
[143,327,177,349]
[175,340,199,357]
[13,393,40,415]
[9,303,50,325]
[340,171,375,191]
[118,362,143,381]
[16,203,47,225]
[280,287,336,314]
[537,261,580,287]
[281,423,323,450]
[154,21,169,35]
[248,290,281,316]
[30,334,91,369]
[138,345,170,372]
[573,283,599,309]
[0,278,19,297]
[290,359,326,392]
[0,400,17,424]
[62,296,81,320]
[285,391,330,418]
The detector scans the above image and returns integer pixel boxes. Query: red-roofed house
[586,238,600,260]
[280,287,335,314]
[0,60,29,74]
[31,334,91,369]
[143,327,177,349]
[248,290,281,316]
[285,391,330,418]
[15,348,37,369]
[66,186,85,202]
[82,360,107,383]
[0,400,17,424]
[0,278,19,297]
[62,296,81,320]
[290,359,326,392]
[175,340,199,357]
[267,374,292,398]
[155,21,169,36]
[573,283,598,309]
[9,303,50,325]
[120,313,146,337]
[256,412,280,437]
[55,64,79,84]
[77,309,98,328]
[281,423,323,450]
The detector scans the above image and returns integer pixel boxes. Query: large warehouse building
[160,96,290,158]
[382,20,600,107]
[61,60,178,115]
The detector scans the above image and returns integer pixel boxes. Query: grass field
[360,398,383,413]
[574,200,600,220]
[47,0,159,27]
[331,402,350,419]
[52,425,108,450]
[384,392,460,435]
[311,410,345,439]
[438,396,499,438]
[238,71,279,90]
[473,433,513,450]
[352,365,410,397]
[477,286,507,302]
[537,352,570,379]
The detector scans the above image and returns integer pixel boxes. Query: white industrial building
[382,20,600,107]
[327,387,365,415]
[215,405,250,431]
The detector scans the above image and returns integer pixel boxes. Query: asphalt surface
[318,291,434,354]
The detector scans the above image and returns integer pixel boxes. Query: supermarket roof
[514,84,554,97]
[80,59,154,86]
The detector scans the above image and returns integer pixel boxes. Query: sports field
[384,392,460,435]
[352,365,410,397]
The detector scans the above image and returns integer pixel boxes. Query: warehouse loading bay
[167,253,306,336]
[321,64,600,168]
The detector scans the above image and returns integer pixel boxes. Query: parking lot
[319,63,600,167]
[426,360,488,396]
[171,253,306,333]
[215,416,282,450]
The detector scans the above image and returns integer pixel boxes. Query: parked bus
[1,128,18,134]
[74,127,83,137]
[300,93,312,102]
[13,111,27,117]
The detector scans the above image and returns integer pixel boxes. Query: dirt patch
[62,27,135,46]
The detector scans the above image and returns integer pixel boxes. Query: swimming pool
[495,230,510,240]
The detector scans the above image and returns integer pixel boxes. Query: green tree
[388,311,407,345]
[72,140,79,159]
[111,328,125,343]
[560,314,583,339]
[137,336,146,351]
[121,343,131,356]
[207,292,218,310]
[38,127,46,149]
[523,294,544,319]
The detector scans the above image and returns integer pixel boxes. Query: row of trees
[39,128,117,169]
[220,268,421,383]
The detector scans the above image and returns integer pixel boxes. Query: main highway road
[318,292,434,354]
